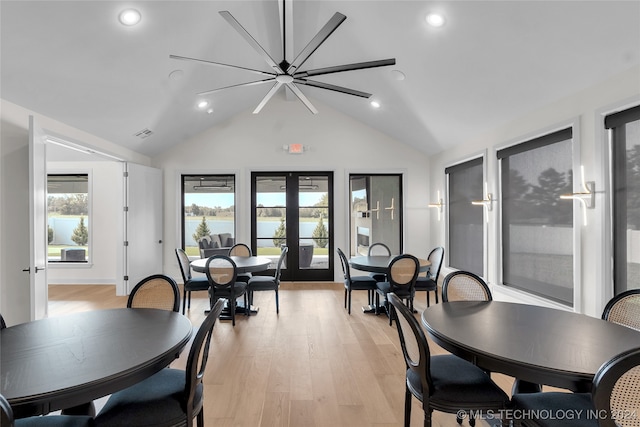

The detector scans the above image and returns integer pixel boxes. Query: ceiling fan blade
[286,12,346,74]
[219,11,284,74]
[169,54,275,77]
[253,81,283,114]
[197,78,275,96]
[285,83,319,114]
[294,58,396,78]
[294,79,371,98]
[279,0,294,64]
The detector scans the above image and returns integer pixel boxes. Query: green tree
[273,217,286,247]
[192,216,211,242]
[71,216,88,246]
[48,225,54,244]
[191,203,200,216]
[312,216,328,248]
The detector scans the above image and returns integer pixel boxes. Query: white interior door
[124,163,163,293]
[29,116,48,320]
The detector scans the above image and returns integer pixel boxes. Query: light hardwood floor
[49,283,519,427]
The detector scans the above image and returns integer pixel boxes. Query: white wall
[47,161,123,285]
[428,65,640,317]
[153,96,431,282]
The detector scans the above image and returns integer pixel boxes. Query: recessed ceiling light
[169,70,184,80]
[425,12,445,28]
[370,101,381,109]
[119,9,141,26]
[207,108,214,114]
[197,100,209,109]
[391,70,406,81]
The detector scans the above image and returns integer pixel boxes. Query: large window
[181,175,235,258]
[606,105,640,294]
[498,128,574,305]
[446,158,484,276]
[349,174,402,256]
[47,174,89,262]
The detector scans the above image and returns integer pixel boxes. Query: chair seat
[369,272,386,282]
[376,281,412,299]
[184,276,210,292]
[414,277,437,291]
[95,368,200,427]
[16,416,94,427]
[212,282,247,298]
[247,275,277,290]
[407,354,509,410]
[345,275,377,291]
[511,392,596,427]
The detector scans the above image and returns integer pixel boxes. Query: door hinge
[123,206,129,212]
[123,171,129,177]
[124,275,129,281]
[124,241,129,246]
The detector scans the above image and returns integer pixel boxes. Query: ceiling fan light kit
[170,1,395,114]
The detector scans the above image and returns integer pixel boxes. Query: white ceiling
[1,0,639,158]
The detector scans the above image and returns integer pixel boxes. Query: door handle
[158,240,162,244]
[21,267,45,273]
[35,267,45,273]
[22,267,30,273]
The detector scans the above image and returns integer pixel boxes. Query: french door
[251,172,333,281]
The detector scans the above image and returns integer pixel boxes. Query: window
[181,175,235,258]
[446,158,484,276]
[47,174,89,262]
[349,174,402,256]
[606,105,640,294]
[498,128,574,305]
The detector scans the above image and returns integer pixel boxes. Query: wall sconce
[471,183,494,222]
[560,165,595,226]
[428,191,444,221]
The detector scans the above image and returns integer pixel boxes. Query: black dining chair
[368,242,392,282]
[246,246,288,314]
[441,270,492,302]
[0,313,6,329]
[388,293,510,427]
[414,247,444,307]
[94,299,225,427]
[1,394,94,427]
[228,243,253,283]
[337,248,377,314]
[601,289,640,331]
[127,274,181,312]
[512,346,640,427]
[175,248,211,314]
[205,255,247,326]
[375,254,419,325]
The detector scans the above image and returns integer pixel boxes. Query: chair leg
[344,289,348,309]
[435,288,438,304]
[426,291,430,307]
[197,409,204,427]
[182,290,187,314]
[230,297,236,326]
[404,387,412,427]
[275,289,279,314]
[348,290,352,315]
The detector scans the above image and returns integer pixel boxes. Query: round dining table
[421,301,640,392]
[1,308,192,418]
[190,255,272,274]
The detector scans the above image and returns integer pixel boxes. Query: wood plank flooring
[48,283,520,427]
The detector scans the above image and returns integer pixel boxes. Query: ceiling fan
[170,0,395,114]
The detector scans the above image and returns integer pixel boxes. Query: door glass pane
[182,175,235,258]
[298,176,329,269]
[255,175,287,268]
[623,120,640,289]
[349,174,402,257]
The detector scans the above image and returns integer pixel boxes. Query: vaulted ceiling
[2,1,639,158]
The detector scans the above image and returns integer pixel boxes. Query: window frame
[496,120,582,309]
[445,154,487,278]
[46,171,92,265]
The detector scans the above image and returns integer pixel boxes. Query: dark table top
[349,255,431,274]
[421,301,640,391]
[1,308,192,417]
[191,255,272,274]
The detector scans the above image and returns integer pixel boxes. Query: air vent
[133,128,154,139]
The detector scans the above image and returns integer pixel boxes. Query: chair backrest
[387,254,420,296]
[601,289,640,332]
[388,293,433,397]
[127,274,181,312]
[175,248,193,282]
[205,255,238,290]
[229,243,252,257]
[368,242,391,256]
[426,247,444,282]
[274,246,289,283]
[442,271,492,302]
[184,299,225,424]
[592,347,640,427]
[337,248,352,282]
[1,393,13,426]
[0,313,6,329]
